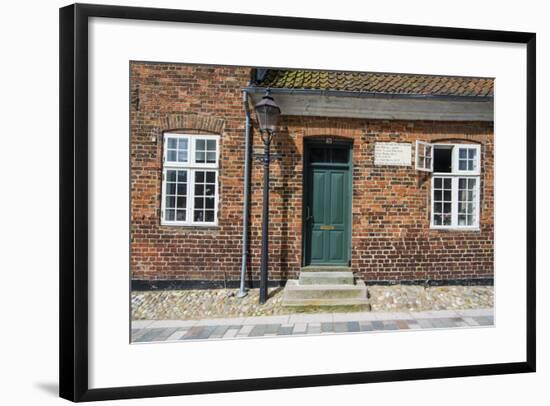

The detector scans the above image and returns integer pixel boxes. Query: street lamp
[254,90,281,304]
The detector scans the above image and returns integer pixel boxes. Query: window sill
[430,226,481,232]
[160,222,220,231]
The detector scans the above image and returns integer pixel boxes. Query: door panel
[329,172,345,225]
[312,171,326,224]
[329,231,344,260]
[311,230,325,261]
[305,145,351,266]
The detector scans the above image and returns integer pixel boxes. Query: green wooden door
[304,144,351,266]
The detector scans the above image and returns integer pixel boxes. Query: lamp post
[254,90,281,304]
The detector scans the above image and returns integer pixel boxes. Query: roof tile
[257,69,493,97]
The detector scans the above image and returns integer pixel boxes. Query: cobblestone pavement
[368,285,493,312]
[131,285,493,320]
[131,308,494,343]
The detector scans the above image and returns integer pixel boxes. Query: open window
[415,140,433,171]
[416,141,482,229]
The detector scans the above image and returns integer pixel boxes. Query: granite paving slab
[209,325,229,339]
[307,323,321,334]
[359,322,374,331]
[347,321,360,332]
[277,326,294,335]
[131,309,494,343]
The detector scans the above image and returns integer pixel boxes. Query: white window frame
[430,143,481,230]
[161,133,220,227]
[415,140,433,172]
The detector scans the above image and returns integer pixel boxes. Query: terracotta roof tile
[257,69,493,97]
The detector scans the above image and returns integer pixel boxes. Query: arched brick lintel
[429,134,487,144]
[302,123,361,139]
[154,114,225,136]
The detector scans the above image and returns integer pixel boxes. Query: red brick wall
[130,62,494,283]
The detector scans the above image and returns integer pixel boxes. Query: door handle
[305,206,313,222]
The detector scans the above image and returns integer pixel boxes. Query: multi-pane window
[193,171,217,222]
[161,133,219,226]
[429,144,481,229]
[458,178,477,226]
[195,139,217,164]
[417,142,481,229]
[166,137,189,163]
[433,177,452,226]
[458,147,478,172]
[164,169,188,222]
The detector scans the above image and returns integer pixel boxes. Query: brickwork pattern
[130,63,494,283]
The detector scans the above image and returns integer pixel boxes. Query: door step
[299,271,354,285]
[282,266,369,307]
[283,280,367,300]
[282,280,369,307]
[281,297,370,307]
[300,266,352,273]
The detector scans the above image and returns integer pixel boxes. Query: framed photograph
[59,3,536,402]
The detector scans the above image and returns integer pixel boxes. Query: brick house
[130,62,494,294]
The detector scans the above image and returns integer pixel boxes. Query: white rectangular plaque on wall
[374,142,412,166]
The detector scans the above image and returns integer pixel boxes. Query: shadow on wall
[246,123,301,285]
[274,125,301,281]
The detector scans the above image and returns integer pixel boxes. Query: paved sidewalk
[131,308,493,343]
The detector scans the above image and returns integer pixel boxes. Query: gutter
[243,86,494,103]
[237,88,252,298]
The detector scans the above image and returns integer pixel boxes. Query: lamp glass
[254,95,280,133]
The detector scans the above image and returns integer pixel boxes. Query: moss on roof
[256,69,493,97]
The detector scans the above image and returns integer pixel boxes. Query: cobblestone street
[131,285,494,320]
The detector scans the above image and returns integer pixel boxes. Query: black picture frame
[59,3,536,402]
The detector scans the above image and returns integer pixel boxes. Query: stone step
[281,297,370,307]
[282,280,367,301]
[300,266,351,273]
[299,271,354,285]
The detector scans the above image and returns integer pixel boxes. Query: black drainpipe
[237,87,252,297]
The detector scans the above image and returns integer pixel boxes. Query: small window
[331,148,348,163]
[415,141,433,171]
[161,133,219,226]
[309,146,349,164]
[166,137,189,163]
[310,147,327,163]
[195,139,218,164]
[456,146,479,174]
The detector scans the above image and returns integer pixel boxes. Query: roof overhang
[245,87,493,122]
